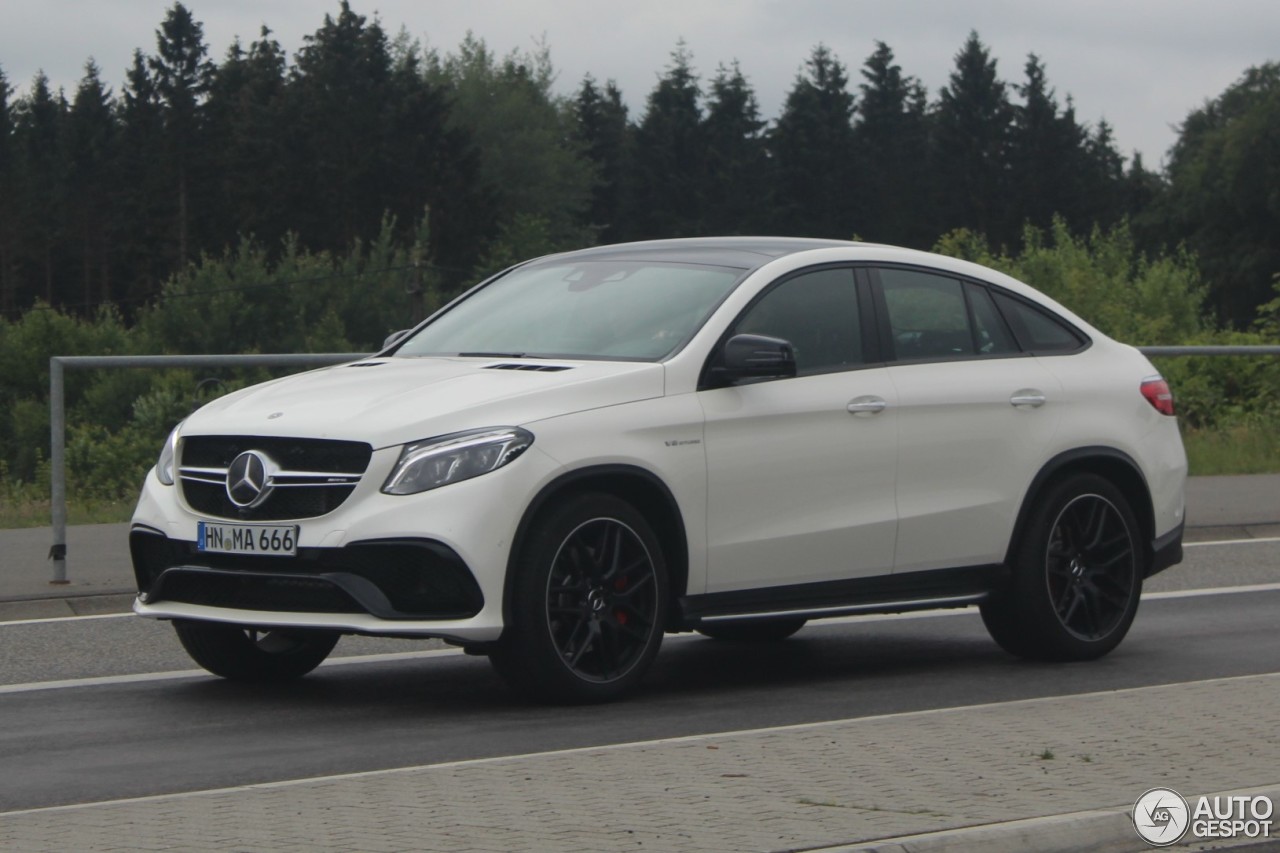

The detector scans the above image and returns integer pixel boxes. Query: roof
[528,236,872,271]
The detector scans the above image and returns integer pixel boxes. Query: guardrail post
[49,357,68,584]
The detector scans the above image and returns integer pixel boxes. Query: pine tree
[855,41,929,245]
[288,1,394,249]
[117,49,169,306]
[0,66,15,314]
[65,60,117,308]
[150,2,215,264]
[14,72,69,306]
[572,75,631,242]
[770,44,857,238]
[702,62,769,235]
[933,32,1014,246]
[384,37,491,287]
[205,28,289,249]
[629,43,705,238]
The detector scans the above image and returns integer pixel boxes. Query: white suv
[130,238,1186,702]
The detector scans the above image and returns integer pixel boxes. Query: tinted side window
[991,291,1086,352]
[879,268,973,360]
[965,283,1019,355]
[732,268,861,375]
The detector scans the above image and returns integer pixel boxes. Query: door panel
[888,355,1061,572]
[700,369,899,592]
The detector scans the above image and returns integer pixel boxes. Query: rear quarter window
[991,291,1087,353]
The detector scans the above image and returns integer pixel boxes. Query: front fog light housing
[156,421,183,486]
[382,427,533,495]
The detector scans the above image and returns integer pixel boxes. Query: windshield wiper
[458,352,546,359]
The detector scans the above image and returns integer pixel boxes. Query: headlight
[382,427,533,495]
[156,422,182,486]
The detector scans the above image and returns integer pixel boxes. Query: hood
[183,357,665,448]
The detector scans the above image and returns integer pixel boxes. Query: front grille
[131,530,484,620]
[179,435,372,521]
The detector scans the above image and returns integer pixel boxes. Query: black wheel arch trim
[504,464,689,628]
[1008,446,1165,575]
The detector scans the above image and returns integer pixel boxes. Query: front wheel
[174,620,339,682]
[982,473,1143,661]
[490,493,668,703]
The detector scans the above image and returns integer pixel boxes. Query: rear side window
[879,268,975,360]
[965,283,1019,355]
[991,291,1086,353]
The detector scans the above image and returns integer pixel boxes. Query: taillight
[1141,376,1175,416]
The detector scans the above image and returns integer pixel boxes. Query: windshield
[395,260,746,361]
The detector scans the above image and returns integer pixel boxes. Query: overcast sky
[2,1,1277,168]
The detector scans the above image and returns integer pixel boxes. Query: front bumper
[129,443,565,643]
[133,529,483,617]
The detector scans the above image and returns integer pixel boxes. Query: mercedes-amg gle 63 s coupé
[130,238,1186,702]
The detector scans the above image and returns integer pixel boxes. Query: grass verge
[1182,422,1280,476]
[0,497,135,530]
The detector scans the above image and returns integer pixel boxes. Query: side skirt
[677,565,1005,629]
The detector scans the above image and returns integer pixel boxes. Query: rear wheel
[982,473,1143,661]
[174,620,339,682]
[490,493,668,703]
[697,618,807,642]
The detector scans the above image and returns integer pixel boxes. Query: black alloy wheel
[981,473,1143,661]
[1045,493,1139,641]
[491,493,668,703]
[545,517,662,682]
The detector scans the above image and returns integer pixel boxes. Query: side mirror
[382,329,411,350]
[718,333,797,383]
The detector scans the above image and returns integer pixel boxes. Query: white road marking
[1185,536,1280,548]
[0,648,464,695]
[2,582,1278,696]
[2,669,1277,820]
[1,611,135,627]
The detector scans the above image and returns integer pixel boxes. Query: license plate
[197,521,299,556]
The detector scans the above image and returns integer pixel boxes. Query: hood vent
[484,363,573,373]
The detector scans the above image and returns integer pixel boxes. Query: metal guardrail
[1141,346,1280,357]
[47,353,369,584]
[43,345,1280,584]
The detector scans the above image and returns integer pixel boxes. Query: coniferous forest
[1,2,1279,509]
[2,1,1277,325]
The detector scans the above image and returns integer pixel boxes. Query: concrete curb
[824,784,1280,853]
[0,592,135,622]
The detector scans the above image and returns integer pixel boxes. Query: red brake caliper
[614,575,628,624]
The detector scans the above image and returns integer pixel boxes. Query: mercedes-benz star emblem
[226,450,275,508]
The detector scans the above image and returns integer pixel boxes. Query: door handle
[1010,389,1046,408]
[847,396,888,416]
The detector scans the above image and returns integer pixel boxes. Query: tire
[490,492,669,704]
[982,473,1143,661]
[174,620,339,682]
[697,617,807,642]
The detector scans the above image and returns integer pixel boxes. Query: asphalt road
[1,536,1277,814]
